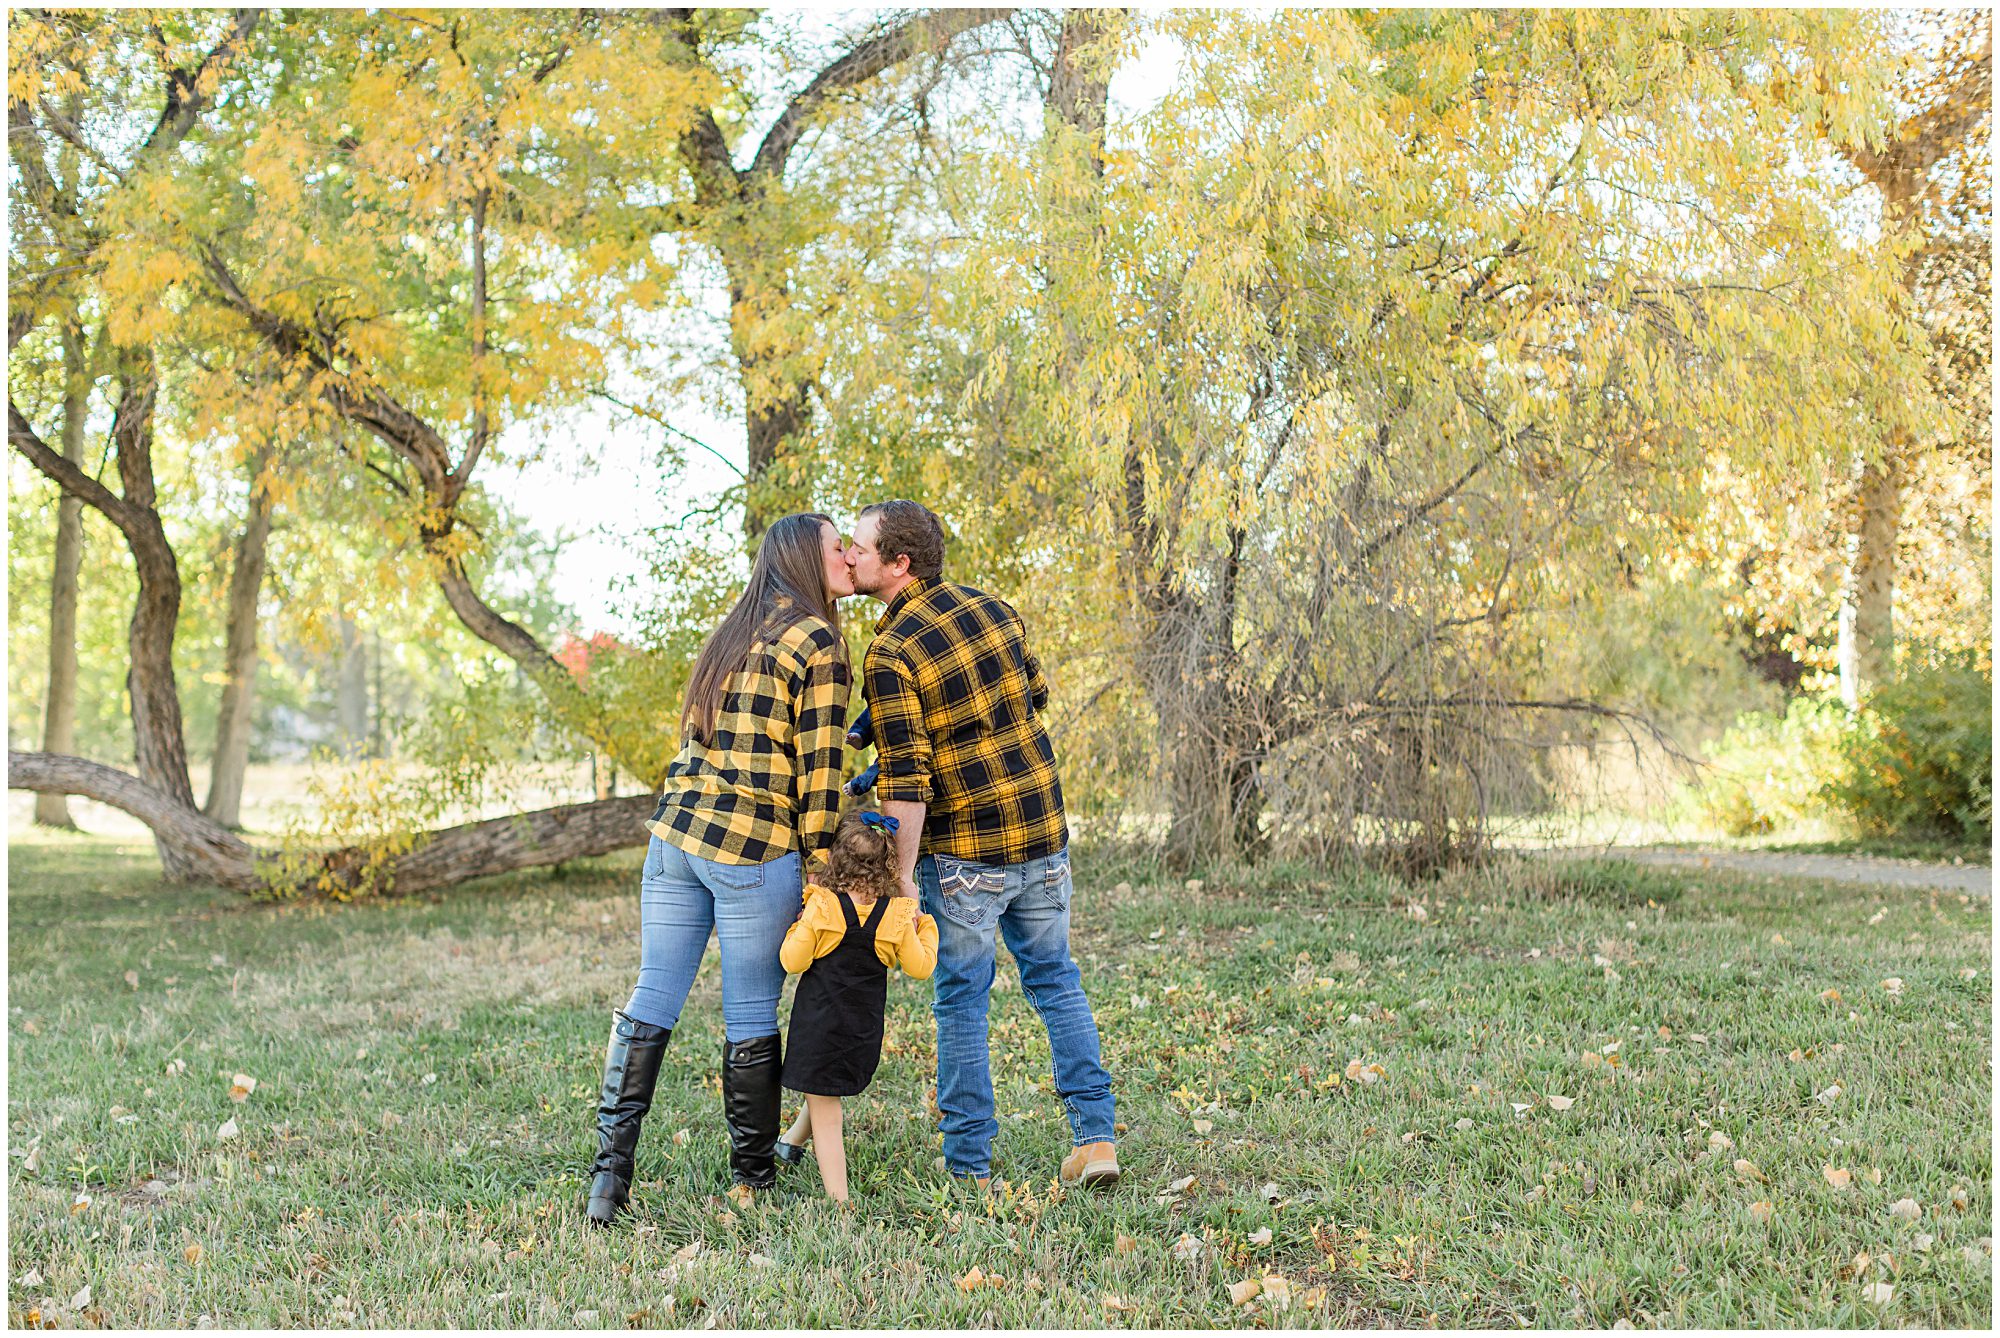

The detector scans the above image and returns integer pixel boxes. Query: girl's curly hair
[822,810,900,903]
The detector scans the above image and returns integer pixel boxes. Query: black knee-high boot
[720,1034,782,1189]
[585,1011,671,1225]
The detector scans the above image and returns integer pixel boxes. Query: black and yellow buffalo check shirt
[647,614,850,866]
[864,577,1067,865]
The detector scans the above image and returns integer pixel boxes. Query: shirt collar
[874,575,933,633]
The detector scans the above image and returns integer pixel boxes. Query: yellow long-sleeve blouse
[780,883,938,980]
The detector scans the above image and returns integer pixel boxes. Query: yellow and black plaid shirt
[864,577,1067,865]
[647,615,850,866]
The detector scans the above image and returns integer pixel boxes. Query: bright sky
[484,13,1184,641]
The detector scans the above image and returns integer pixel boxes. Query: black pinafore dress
[781,892,892,1097]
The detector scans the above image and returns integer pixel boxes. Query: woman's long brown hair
[680,512,845,746]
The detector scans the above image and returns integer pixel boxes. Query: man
[844,500,1119,1191]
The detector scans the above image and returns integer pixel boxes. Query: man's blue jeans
[624,836,799,1043]
[918,847,1116,1179]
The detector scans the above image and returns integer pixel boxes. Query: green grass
[7,831,1993,1327]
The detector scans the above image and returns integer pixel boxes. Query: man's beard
[849,569,885,596]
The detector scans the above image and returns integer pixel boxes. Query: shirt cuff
[875,775,932,805]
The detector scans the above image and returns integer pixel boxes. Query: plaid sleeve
[865,641,933,806]
[1022,626,1050,713]
[791,632,850,860]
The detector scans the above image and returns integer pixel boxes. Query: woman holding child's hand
[583,513,853,1226]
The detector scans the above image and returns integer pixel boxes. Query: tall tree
[9,8,265,876]
[32,316,87,828]
[905,9,1919,866]
[1834,12,1991,702]
[202,448,274,827]
[644,9,1019,533]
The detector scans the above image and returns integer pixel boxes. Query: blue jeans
[918,847,1116,1178]
[624,836,800,1043]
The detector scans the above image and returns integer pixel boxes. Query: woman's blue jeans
[623,836,800,1043]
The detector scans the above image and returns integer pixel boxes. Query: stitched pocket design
[934,854,1005,929]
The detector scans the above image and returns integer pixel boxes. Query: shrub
[1827,651,1992,844]
[1690,695,1851,836]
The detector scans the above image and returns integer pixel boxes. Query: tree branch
[143,8,265,159]
[748,8,1018,183]
[9,397,136,532]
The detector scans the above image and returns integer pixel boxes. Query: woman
[585,513,853,1225]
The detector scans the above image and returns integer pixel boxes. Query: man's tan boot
[1059,1141,1120,1190]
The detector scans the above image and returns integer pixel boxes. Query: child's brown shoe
[1059,1141,1120,1190]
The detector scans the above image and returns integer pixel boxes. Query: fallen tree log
[8,751,655,897]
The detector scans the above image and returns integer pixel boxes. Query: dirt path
[1574,845,1991,895]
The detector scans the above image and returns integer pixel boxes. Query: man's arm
[866,643,933,897]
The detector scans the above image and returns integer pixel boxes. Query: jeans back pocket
[933,854,1005,929]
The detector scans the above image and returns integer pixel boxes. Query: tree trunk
[10,750,655,898]
[1840,440,1904,706]
[731,276,814,538]
[336,617,369,757]
[34,320,88,829]
[204,455,275,827]
[110,365,202,878]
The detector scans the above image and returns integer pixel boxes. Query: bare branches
[750,8,1017,184]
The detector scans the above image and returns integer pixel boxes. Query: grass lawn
[6,830,1993,1328]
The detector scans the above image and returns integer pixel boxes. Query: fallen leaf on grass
[1228,1279,1262,1306]
[1343,1059,1385,1084]
[1167,1175,1197,1194]
[124,971,139,990]
[672,1242,702,1264]
[1749,1201,1774,1224]
[1890,1198,1921,1222]
[1545,1094,1576,1111]
[216,1117,240,1142]
[747,1253,774,1268]
[1171,1234,1202,1262]
[1861,1282,1893,1305]
[725,1184,755,1208]
[1510,1103,1532,1118]
[1191,1120,1213,1135]
[1949,1185,1970,1210]
[956,1266,987,1293]
[1708,1131,1735,1152]
[1819,989,1842,1004]
[164,1058,186,1078]
[71,1286,91,1309]
[1913,1232,1934,1252]
[1262,1276,1292,1308]
[1864,1166,1883,1185]
[673,1128,691,1146]
[228,1074,257,1103]
[1824,1167,1852,1189]
[1732,1160,1767,1183]
[1101,1294,1135,1314]
[1812,1083,1843,1105]
[1880,978,1905,997]
[20,1269,44,1288]
[1114,1234,1136,1255]
[1247,1228,1272,1247]
[184,1244,205,1265]
[70,1190,91,1215]
[1454,1118,1475,1131]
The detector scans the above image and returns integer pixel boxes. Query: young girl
[775,810,938,1202]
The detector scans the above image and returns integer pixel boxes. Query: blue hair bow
[859,810,900,834]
